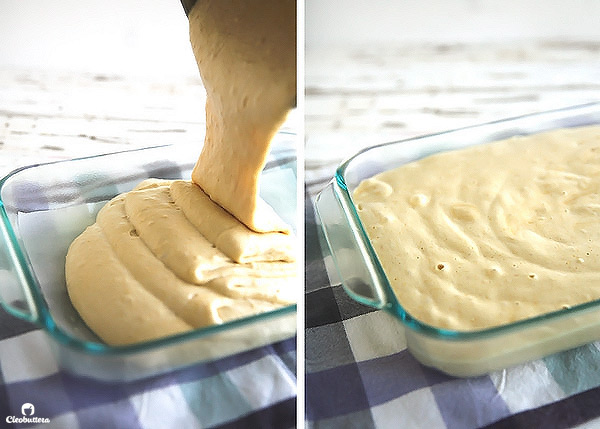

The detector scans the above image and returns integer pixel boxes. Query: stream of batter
[353,126,600,331]
[65,0,297,345]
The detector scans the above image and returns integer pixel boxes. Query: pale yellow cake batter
[189,0,296,233]
[65,0,297,345]
[353,126,600,331]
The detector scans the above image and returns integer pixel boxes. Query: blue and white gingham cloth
[0,315,296,428]
[305,191,600,429]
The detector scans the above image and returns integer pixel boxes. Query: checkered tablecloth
[305,192,600,429]
[0,312,296,428]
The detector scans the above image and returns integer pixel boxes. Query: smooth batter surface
[65,1,297,345]
[353,126,600,331]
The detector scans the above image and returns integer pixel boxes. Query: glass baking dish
[315,103,600,377]
[0,133,297,381]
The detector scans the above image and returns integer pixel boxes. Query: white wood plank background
[305,41,600,195]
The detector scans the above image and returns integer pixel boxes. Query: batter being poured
[65,0,297,345]
[189,0,296,232]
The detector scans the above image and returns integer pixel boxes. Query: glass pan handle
[0,207,39,323]
[315,182,388,310]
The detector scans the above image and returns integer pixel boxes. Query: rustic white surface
[305,41,600,195]
[0,70,206,176]
[0,69,298,178]
[1,41,599,192]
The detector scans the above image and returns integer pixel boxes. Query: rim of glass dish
[334,102,600,341]
[0,144,297,356]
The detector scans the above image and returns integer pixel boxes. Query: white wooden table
[0,68,302,181]
[305,41,600,195]
[2,41,598,187]
[0,70,207,177]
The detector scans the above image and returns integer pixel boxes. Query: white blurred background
[2,0,599,74]
[0,0,198,76]
[306,0,600,47]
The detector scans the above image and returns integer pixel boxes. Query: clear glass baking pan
[315,103,600,377]
[0,133,297,381]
